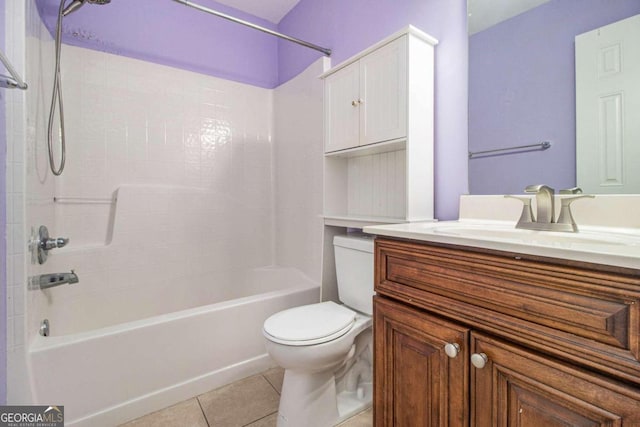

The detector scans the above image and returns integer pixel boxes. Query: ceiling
[468,0,551,34]
[213,0,302,24]
[214,0,551,33]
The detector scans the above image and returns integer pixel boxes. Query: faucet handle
[557,195,595,230]
[524,184,555,194]
[560,187,583,194]
[505,195,535,224]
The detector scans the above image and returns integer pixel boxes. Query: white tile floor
[120,367,372,427]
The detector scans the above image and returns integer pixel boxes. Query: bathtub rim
[29,278,319,352]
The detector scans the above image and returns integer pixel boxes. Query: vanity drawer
[374,237,640,384]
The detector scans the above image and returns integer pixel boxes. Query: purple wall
[469,0,640,195]
[36,0,279,88]
[1,0,7,406]
[278,0,469,220]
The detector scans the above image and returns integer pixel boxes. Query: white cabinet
[324,62,360,152]
[324,38,407,152]
[321,26,437,227]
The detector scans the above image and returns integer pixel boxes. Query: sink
[430,223,640,248]
[363,220,640,269]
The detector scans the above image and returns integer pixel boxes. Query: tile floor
[120,367,372,427]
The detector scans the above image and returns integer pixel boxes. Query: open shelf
[323,215,409,228]
[324,139,406,158]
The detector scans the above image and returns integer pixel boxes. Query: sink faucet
[506,185,594,232]
[525,184,555,223]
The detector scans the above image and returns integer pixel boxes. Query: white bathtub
[28,266,319,426]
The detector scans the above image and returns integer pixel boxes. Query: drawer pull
[471,352,488,369]
[444,343,460,358]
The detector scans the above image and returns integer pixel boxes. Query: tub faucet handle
[41,236,69,250]
[37,225,69,264]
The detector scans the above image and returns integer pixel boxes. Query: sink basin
[429,223,640,248]
[363,220,640,269]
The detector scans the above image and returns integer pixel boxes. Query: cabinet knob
[444,343,460,358]
[471,352,488,369]
[352,100,359,106]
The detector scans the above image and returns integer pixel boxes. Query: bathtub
[28,266,319,426]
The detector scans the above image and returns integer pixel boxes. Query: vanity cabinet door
[471,332,640,427]
[374,296,469,427]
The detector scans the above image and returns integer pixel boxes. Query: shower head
[62,0,111,17]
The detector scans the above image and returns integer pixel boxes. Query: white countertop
[364,220,640,270]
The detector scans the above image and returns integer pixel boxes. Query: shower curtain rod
[0,49,28,90]
[172,0,332,56]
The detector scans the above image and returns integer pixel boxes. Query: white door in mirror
[576,13,640,194]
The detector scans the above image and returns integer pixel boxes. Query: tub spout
[31,270,79,290]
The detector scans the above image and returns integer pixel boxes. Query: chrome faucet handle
[557,195,595,231]
[37,225,70,264]
[41,236,69,250]
[524,185,555,223]
[504,195,535,224]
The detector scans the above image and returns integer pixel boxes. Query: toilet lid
[263,301,356,346]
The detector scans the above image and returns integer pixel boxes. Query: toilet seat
[263,301,356,346]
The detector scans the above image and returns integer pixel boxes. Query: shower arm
[171,0,332,56]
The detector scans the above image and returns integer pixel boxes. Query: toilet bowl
[263,234,374,427]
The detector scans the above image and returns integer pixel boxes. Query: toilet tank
[333,234,375,315]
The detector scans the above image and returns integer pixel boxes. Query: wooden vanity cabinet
[373,237,640,426]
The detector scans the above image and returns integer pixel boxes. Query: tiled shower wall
[26,43,276,338]
[5,0,29,403]
[0,0,7,405]
[53,45,274,249]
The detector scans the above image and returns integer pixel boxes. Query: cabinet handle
[444,343,460,358]
[471,353,488,369]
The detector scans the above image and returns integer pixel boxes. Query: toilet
[263,233,374,427]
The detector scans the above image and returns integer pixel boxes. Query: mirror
[468,0,640,194]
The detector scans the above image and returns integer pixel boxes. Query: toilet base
[336,382,373,423]
[276,371,372,427]
[276,370,338,427]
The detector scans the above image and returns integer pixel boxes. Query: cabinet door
[359,36,407,146]
[324,61,360,152]
[471,332,640,427]
[374,296,469,427]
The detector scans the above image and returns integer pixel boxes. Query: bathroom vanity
[366,220,640,425]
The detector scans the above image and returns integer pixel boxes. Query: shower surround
[6,1,324,423]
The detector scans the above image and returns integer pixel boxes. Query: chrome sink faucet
[506,185,594,232]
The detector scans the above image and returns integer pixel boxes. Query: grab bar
[469,141,551,159]
[54,196,117,204]
[0,49,28,90]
